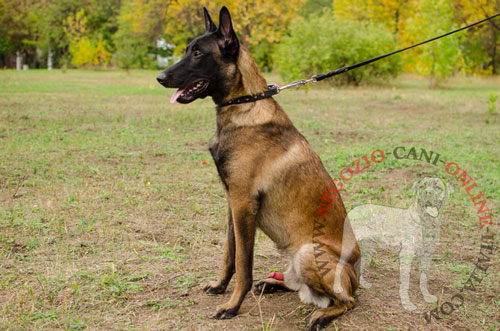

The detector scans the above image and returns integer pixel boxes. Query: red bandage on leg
[267,272,284,281]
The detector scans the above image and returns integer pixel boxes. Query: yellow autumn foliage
[163,0,307,57]
[69,37,111,67]
[64,9,111,67]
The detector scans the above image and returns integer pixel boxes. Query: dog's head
[156,7,240,104]
[411,177,453,218]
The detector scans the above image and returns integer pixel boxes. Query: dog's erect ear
[217,6,239,58]
[203,7,217,33]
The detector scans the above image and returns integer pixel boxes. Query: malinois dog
[157,7,360,330]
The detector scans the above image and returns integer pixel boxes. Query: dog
[336,177,451,311]
[156,7,360,330]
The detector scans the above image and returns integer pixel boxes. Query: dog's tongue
[170,87,187,104]
[425,206,439,217]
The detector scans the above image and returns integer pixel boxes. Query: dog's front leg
[203,204,235,294]
[419,252,437,303]
[214,198,257,319]
[399,247,417,311]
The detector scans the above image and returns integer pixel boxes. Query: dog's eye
[193,50,202,57]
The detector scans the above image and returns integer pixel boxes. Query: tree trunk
[429,51,436,88]
[16,51,21,70]
[48,46,53,70]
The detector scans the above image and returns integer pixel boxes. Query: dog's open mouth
[420,197,442,218]
[170,80,209,104]
[425,206,439,217]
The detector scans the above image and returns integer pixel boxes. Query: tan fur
[217,47,275,127]
[236,45,268,95]
[229,100,275,127]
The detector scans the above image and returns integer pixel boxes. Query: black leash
[221,12,500,107]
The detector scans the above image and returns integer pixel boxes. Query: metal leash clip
[278,75,318,91]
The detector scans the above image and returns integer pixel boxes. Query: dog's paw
[202,282,226,295]
[423,293,438,303]
[401,300,418,311]
[254,280,271,293]
[214,303,238,319]
[254,279,279,294]
[306,312,329,331]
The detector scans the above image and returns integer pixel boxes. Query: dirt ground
[0,71,498,330]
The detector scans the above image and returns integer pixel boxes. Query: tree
[163,1,307,70]
[0,0,33,67]
[0,0,120,69]
[63,9,112,67]
[333,0,415,39]
[452,0,500,74]
[404,0,461,87]
[114,0,168,69]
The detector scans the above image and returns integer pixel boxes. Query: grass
[0,69,499,330]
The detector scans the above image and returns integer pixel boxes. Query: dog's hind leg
[203,205,235,295]
[307,300,355,331]
[357,238,377,289]
[333,216,360,295]
[308,259,357,330]
[292,244,358,330]
[306,256,358,331]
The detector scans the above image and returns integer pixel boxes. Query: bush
[488,93,498,115]
[273,13,402,85]
[69,37,111,67]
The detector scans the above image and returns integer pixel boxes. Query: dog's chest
[208,133,230,189]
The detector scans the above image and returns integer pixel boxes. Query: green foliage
[113,20,146,70]
[273,12,402,85]
[113,24,156,70]
[300,0,331,17]
[251,42,274,71]
[405,0,461,87]
[460,25,498,75]
[488,93,498,114]
[0,0,34,57]
[454,0,500,75]
[113,0,166,70]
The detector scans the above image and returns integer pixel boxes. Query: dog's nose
[157,73,165,83]
[157,72,167,84]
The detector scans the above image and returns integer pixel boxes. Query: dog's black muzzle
[157,71,173,87]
